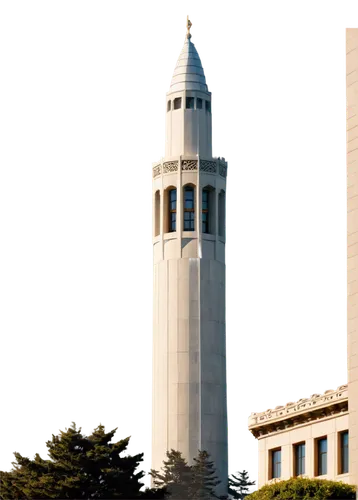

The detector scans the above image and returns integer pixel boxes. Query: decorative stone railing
[248,384,348,438]
[163,161,179,173]
[182,160,198,171]
[152,158,227,178]
[200,160,217,173]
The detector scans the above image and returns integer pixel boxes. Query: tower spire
[186,15,192,39]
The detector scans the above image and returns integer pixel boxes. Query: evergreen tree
[228,470,255,500]
[0,423,165,500]
[190,450,220,499]
[150,449,191,499]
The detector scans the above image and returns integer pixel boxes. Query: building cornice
[248,384,348,438]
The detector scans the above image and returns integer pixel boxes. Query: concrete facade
[249,386,350,487]
[347,27,358,489]
[152,27,228,496]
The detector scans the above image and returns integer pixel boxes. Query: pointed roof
[169,35,208,93]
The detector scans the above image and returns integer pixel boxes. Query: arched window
[154,190,160,236]
[183,186,195,231]
[174,97,182,110]
[202,188,210,233]
[168,188,177,232]
[218,190,226,238]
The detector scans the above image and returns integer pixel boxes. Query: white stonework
[249,385,351,487]
[347,28,358,489]
[152,28,228,497]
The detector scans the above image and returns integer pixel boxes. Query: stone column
[347,27,358,488]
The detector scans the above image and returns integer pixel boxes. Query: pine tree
[228,466,256,500]
[150,449,191,499]
[190,450,221,499]
[0,423,165,499]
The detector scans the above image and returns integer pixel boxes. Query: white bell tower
[152,18,228,497]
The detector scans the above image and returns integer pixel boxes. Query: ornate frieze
[200,160,217,173]
[163,161,179,174]
[152,164,161,178]
[182,160,198,171]
[219,161,227,178]
[248,384,348,438]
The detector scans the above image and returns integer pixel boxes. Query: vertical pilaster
[347,28,358,488]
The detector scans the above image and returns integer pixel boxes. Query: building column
[347,27,358,488]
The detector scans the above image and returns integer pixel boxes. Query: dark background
[0,6,345,484]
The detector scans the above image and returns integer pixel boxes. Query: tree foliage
[191,451,221,499]
[246,477,356,500]
[229,470,255,499]
[150,449,192,499]
[150,449,221,499]
[0,423,165,500]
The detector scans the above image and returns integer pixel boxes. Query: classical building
[151,19,228,497]
[248,29,358,490]
[248,385,350,486]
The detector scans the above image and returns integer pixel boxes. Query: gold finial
[186,15,192,39]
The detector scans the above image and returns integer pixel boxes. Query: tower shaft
[152,28,228,497]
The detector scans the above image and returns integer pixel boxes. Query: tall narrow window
[183,186,195,231]
[205,100,211,112]
[167,100,171,112]
[271,449,281,479]
[340,431,349,474]
[169,189,177,232]
[218,190,225,238]
[316,437,327,476]
[202,188,209,233]
[197,98,202,109]
[174,97,182,110]
[186,97,194,109]
[294,443,305,476]
[154,190,160,236]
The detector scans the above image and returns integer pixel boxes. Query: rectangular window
[186,97,194,109]
[174,97,181,110]
[202,212,208,233]
[205,100,211,112]
[184,211,194,230]
[202,189,209,233]
[183,187,195,231]
[339,431,349,474]
[169,189,177,232]
[202,190,209,210]
[170,212,176,231]
[218,190,225,238]
[197,98,202,109]
[167,100,171,112]
[271,449,281,479]
[316,437,327,476]
[184,189,194,209]
[294,443,305,476]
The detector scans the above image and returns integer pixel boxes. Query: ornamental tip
[186,15,192,39]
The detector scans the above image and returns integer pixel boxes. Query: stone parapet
[248,385,348,438]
